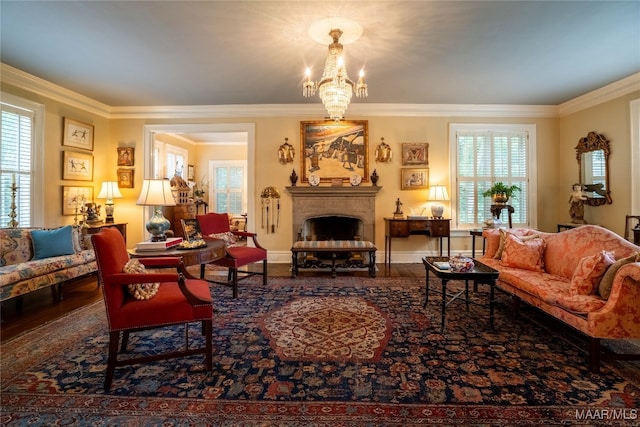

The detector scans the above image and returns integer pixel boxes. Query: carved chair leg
[262,259,268,286]
[105,331,120,390]
[203,319,213,371]
[120,331,130,353]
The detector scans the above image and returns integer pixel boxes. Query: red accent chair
[197,212,267,298]
[91,227,213,390]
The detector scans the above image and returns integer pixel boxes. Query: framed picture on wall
[402,143,429,165]
[117,168,134,188]
[401,168,429,190]
[62,151,93,181]
[187,164,195,181]
[117,147,135,166]
[61,186,93,215]
[300,120,369,185]
[63,118,94,151]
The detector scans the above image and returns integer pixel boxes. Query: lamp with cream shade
[136,179,176,241]
[427,185,449,219]
[97,181,123,224]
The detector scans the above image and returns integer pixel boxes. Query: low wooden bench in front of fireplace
[291,240,377,278]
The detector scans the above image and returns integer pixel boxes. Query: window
[153,140,188,179]
[1,94,44,227]
[209,160,246,215]
[450,124,536,229]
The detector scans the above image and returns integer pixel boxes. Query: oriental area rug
[2,276,639,426]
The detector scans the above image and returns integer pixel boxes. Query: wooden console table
[384,217,450,267]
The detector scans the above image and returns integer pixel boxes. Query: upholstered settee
[479,225,640,372]
[0,226,96,304]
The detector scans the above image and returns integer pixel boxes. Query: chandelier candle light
[136,179,176,241]
[97,181,123,224]
[428,185,449,219]
[303,28,368,121]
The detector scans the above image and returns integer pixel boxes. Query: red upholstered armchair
[197,212,267,298]
[91,227,213,390]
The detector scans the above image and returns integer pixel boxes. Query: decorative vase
[290,169,298,186]
[492,193,509,205]
[449,255,475,272]
[370,169,379,186]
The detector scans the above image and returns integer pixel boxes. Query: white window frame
[153,140,188,179]
[449,123,537,231]
[0,92,44,226]
[209,160,247,215]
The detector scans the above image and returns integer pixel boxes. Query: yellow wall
[2,81,636,257]
[558,91,640,236]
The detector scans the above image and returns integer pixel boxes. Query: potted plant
[482,182,521,205]
[193,186,206,201]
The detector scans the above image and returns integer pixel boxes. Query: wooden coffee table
[422,256,499,332]
[128,239,226,278]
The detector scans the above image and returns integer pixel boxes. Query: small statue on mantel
[370,169,379,186]
[393,198,404,219]
[569,183,587,224]
[289,169,298,186]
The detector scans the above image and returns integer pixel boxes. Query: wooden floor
[1,263,424,343]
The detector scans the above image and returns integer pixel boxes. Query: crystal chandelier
[303,28,368,121]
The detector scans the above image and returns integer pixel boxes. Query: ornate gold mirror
[575,131,611,206]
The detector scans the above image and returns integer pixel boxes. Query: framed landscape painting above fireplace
[300,120,369,185]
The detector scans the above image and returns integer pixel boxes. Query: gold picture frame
[117,147,135,166]
[117,168,134,188]
[300,120,369,184]
[402,143,429,165]
[401,168,429,190]
[61,186,93,215]
[62,151,93,181]
[63,118,94,151]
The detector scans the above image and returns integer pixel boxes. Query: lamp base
[104,203,114,223]
[146,207,170,242]
[431,204,444,219]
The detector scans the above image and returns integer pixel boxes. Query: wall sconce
[97,181,123,223]
[278,137,295,164]
[428,185,449,219]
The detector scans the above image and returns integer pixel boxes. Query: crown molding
[558,72,640,117]
[3,62,636,120]
[1,63,111,117]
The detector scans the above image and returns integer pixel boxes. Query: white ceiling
[1,1,639,108]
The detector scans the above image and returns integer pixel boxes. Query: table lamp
[427,185,449,219]
[97,181,123,223]
[136,179,176,241]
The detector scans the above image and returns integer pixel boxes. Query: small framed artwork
[63,118,94,151]
[62,151,93,181]
[181,218,203,242]
[117,147,135,166]
[117,168,134,188]
[401,168,429,190]
[62,186,93,215]
[187,164,195,181]
[402,143,429,165]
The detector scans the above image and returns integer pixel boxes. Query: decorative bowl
[449,255,474,272]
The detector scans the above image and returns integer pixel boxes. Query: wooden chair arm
[177,273,211,305]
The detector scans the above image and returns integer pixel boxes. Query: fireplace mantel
[286,186,382,197]
[287,186,382,243]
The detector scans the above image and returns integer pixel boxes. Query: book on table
[135,237,183,251]
[433,261,451,270]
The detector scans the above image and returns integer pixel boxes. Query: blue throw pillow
[31,225,75,260]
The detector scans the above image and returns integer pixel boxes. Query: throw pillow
[569,251,615,296]
[123,258,160,300]
[598,252,640,299]
[500,233,546,272]
[31,225,75,260]
[494,229,540,260]
[208,231,239,247]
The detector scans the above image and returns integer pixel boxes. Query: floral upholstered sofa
[0,226,96,304]
[479,225,640,372]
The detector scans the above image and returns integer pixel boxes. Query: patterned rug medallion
[260,296,392,362]
[2,276,639,425]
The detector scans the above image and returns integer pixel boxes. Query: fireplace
[301,215,364,241]
[287,186,381,244]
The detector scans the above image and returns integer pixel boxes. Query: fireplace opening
[301,215,364,241]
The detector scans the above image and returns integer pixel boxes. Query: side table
[128,239,226,278]
[469,228,485,258]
